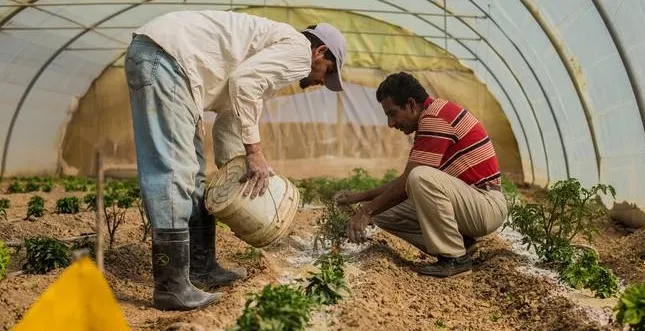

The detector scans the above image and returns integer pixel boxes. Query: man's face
[380,96,419,135]
[300,45,336,89]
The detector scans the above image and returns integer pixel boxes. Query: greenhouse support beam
[377,0,536,184]
[0,2,487,18]
[466,0,569,181]
[0,2,152,179]
[521,0,601,181]
[592,0,645,138]
[430,0,552,185]
[62,46,478,61]
[2,26,481,41]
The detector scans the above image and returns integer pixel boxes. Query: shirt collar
[423,96,434,110]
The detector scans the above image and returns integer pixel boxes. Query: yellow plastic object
[12,257,130,331]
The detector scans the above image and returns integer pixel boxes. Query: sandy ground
[0,184,640,331]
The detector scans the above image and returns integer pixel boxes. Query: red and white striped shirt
[408,97,501,187]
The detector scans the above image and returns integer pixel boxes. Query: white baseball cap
[303,23,346,92]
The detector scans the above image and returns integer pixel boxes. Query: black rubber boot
[417,254,473,278]
[189,216,247,290]
[152,229,222,311]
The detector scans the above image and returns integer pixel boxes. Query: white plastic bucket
[204,156,300,247]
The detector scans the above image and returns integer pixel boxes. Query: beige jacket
[134,10,313,144]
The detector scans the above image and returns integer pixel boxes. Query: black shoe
[189,216,247,290]
[417,254,473,278]
[152,229,222,311]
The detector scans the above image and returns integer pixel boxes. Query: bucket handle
[267,184,281,225]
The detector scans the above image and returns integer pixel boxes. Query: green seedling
[24,180,40,193]
[227,284,314,331]
[84,193,97,211]
[0,198,9,220]
[313,201,352,252]
[615,283,645,331]
[56,196,80,214]
[560,248,619,298]
[0,240,10,280]
[26,195,45,219]
[21,236,70,274]
[104,189,133,250]
[7,181,24,194]
[305,252,349,305]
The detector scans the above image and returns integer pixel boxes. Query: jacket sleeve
[228,37,312,145]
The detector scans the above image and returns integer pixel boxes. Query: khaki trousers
[212,111,246,168]
[373,166,508,258]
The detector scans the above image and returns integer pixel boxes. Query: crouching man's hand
[240,143,275,199]
[347,204,372,243]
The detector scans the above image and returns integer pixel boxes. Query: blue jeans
[124,34,207,230]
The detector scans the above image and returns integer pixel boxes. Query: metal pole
[95,150,105,272]
[592,0,645,141]
[2,26,481,41]
[521,0,602,181]
[0,2,486,18]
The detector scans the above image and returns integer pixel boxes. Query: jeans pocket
[124,45,160,91]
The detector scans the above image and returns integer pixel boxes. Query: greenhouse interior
[1,1,645,330]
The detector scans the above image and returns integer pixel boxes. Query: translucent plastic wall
[1,0,644,209]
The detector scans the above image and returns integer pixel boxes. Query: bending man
[336,72,507,278]
[124,10,346,310]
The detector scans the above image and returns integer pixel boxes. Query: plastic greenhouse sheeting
[0,0,644,211]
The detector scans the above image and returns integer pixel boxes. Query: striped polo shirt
[408,97,501,187]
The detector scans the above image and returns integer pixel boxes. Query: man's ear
[313,45,329,57]
[407,97,417,111]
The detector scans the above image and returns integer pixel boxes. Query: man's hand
[240,144,274,199]
[333,190,355,205]
[347,205,372,243]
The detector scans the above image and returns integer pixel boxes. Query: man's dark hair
[302,25,336,63]
[376,72,429,107]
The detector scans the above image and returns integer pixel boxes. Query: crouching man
[335,72,507,278]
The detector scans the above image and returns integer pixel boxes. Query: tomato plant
[615,283,645,331]
[305,252,349,305]
[56,196,80,214]
[227,284,314,331]
[506,178,615,265]
[26,195,45,219]
[21,236,70,274]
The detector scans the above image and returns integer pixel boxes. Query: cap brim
[325,62,344,92]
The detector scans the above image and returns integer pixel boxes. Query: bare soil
[0,184,641,331]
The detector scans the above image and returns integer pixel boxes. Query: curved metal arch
[428,0,552,185]
[465,0,570,180]
[376,0,537,184]
[592,0,645,138]
[520,0,602,181]
[0,1,151,178]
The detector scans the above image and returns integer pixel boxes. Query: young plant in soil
[559,248,619,298]
[227,283,314,331]
[0,240,10,280]
[21,236,70,274]
[7,181,24,194]
[304,252,350,305]
[506,178,615,265]
[26,195,45,219]
[24,179,40,193]
[84,192,97,211]
[313,201,352,252]
[0,198,9,220]
[615,283,645,331]
[103,189,134,250]
[55,196,80,214]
